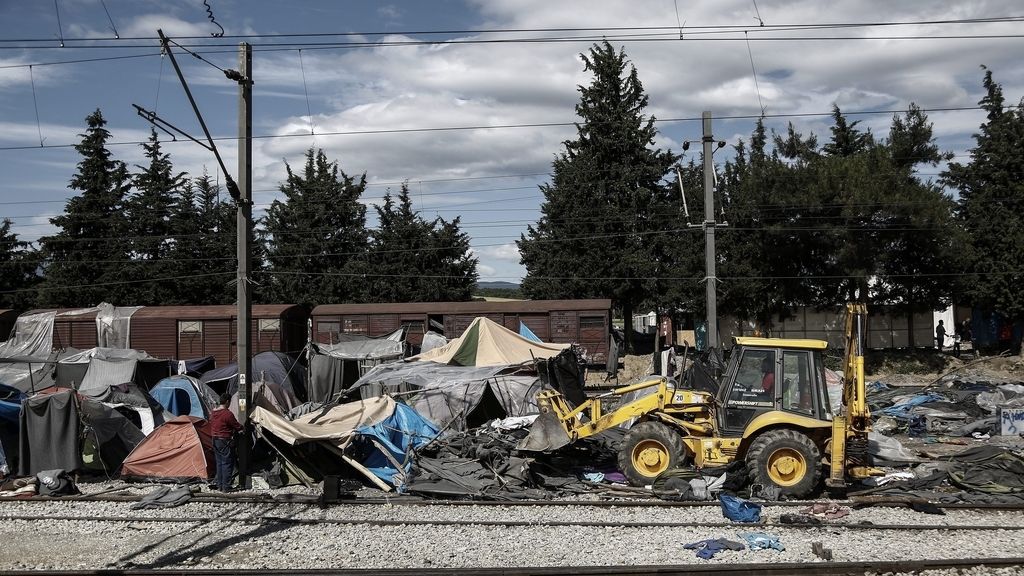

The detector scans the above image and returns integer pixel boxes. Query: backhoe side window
[781,350,814,415]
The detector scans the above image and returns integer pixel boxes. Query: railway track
[2,513,1023,532]
[0,558,1022,576]
[5,492,1024,512]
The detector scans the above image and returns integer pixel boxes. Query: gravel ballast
[2,496,1024,570]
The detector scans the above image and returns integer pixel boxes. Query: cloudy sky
[0,1,1021,283]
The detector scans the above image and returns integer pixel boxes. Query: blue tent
[355,403,438,489]
[519,322,541,343]
[0,383,26,475]
[150,376,217,419]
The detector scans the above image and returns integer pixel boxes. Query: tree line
[0,113,477,309]
[519,42,1024,346]
[2,41,1021,349]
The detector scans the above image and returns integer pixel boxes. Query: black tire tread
[617,421,687,487]
[745,428,822,498]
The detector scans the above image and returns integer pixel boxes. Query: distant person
[210,393,242,492]
[935,320,946,351]
[761,356,775,396]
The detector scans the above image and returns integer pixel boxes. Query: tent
[0,383,25,475]
[351,361,545,431]
[308,332,405,404]
[167,356,216,378]
[120,415,213,482]
[150,375,218,419]
[56,347,170,394]
[200,351,308,402]
[17,389,146,476]
[519,322,541,343]
[411,317,569,367]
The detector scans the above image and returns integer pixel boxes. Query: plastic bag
[719,493,762,523]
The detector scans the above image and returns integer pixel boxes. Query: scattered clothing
[780,513,821,525]
[35,469,79,496]
[800,501,851,520]
[740,532,784,551]
[0,476,37,497]
[683,538,745,560]
[131,485,192,510]
[720,493,762,523]
[862,472,915,487]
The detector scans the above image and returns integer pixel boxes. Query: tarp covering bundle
[94,303,143,349]
[948,445,1024,494]
[315,330,404,361]
[351,361,544,431]
[150,376,218,419]
[411,317,569,367]
[120,415,213,481]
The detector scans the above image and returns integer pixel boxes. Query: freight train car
[25,305,308,367]
[310,299,612,363]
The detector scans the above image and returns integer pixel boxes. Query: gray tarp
[95,304,143,349]
[351,361,544,431]
[0,312,60,392]
[18,390,82,475]
[79,358,138,399]
[308,334,405,404]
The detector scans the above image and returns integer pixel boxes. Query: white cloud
[475,242,521,262]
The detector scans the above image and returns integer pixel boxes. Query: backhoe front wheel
[746,429,821,498]
[618,421,688,486]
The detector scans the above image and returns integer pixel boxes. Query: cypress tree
[518,42,677,350]
[261,149,369,306]
[0,219,39,310]
[944,68,1024,353]
[37,109,131,307]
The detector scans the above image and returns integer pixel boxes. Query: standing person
[935,320,947,351]
[210,393,242,492]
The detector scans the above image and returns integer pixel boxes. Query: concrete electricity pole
[236,42,253,488]
[701,111,719,350]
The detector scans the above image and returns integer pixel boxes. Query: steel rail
[4,493,1024,511]
[2,513,1023,532]
[0,557,1022,576]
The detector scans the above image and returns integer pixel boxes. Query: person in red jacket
[210,393,243,492]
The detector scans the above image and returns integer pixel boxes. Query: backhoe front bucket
[517,411,572,452]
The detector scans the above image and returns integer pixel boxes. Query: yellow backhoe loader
[519,303,878,496]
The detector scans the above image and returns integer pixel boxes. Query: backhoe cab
[520,303,875,497]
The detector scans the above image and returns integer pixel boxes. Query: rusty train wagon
[31,305,307,367]
[310,299,612,363]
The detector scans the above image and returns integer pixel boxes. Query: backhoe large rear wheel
[618,421,688,486]
[746,429,821,498]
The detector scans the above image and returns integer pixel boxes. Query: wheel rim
[766,447,806,486]
[632,439,671,477]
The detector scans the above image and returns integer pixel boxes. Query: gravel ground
[2,496,1024,570]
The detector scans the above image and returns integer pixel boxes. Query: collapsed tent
[18,389,146,476]
[120,415,213,482]
[352,361,544,431]
[308,332,405,404]
[150,376,218,419]
[412,317,569,367]
[200,351,307,402]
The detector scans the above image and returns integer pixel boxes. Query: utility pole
[702,111,719,350]
[236,42,253,489]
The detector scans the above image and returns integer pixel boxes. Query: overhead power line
[0,104,1013,153]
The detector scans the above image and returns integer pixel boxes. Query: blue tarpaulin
[877,393,945,420]
[355,403,439,489]
[519,322,541,343]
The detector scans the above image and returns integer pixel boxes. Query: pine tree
[261,149,369,305]
[943,68,1024,353]
[0,219,39,310]
[518,42,677,350]
[37,109,131,307]
[123,129,188,304]
[368,184,477,302]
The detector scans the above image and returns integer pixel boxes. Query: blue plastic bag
[719,493,762,523]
